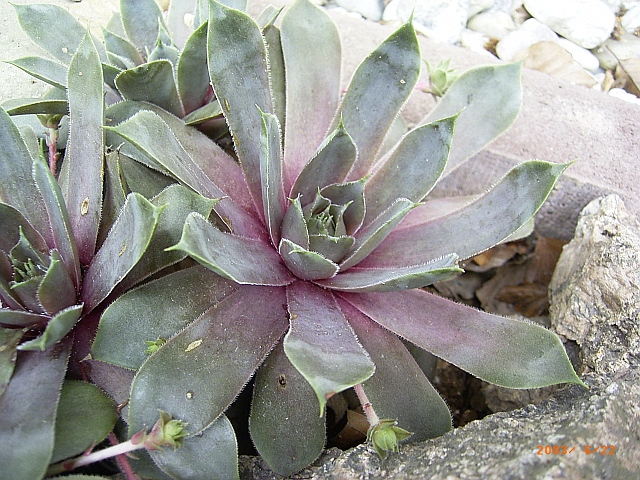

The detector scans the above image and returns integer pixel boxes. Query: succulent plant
[90,0,584,477]
[0,20,218,480]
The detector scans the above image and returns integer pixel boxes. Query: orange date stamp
[536,445,616,456]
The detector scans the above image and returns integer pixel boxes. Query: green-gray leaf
[0,327,23,397]
[18,304,83,351]
[5,56,68,89]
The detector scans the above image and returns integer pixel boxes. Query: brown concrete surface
[1,0,637,240]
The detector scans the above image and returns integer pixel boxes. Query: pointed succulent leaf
[0,108,51,245]
[5,56,67,89]
[106,109,264,239]
[309,235,355,263]
[148,38,180,66]
[342,290,584,388]
[102,27,144,67]
[32,157,81,290]
[0,310,49,328]
[177,21,211,115]
[423,62,523,175]
[365,116,456,223]
[37,251,77,315]
[18,304,83,352]
[0,203,48,255]
[182,101,223,125]
[64,31,105,266]
[82,193,163,312]
[281,0,341,187]
[284,281,375,414]
[340,198,417,270]
[259,110,286,246]
[129,285,288,434]
[98,151,127,248]
[117,185,218,292]
[207,1,273,213]
[1,98,68,116]
[107,50,135,71]
[101,62,122,90]
[291,123,358,203]
[151,414,239,480]
[362,161,570,268]
[0,327,23,397]
[334,20,421,180]
[320,180,366,235]
[0,336,71,480]
[120,0,167,54]
[317,254,462,292]
[167,0,199,49]
[279,239,339,281]
[262,20,286,130]
[11,4,106,64]
[115,61,185,117]
[170,213,294,285]
[117,153,174,200]
[51,380,118,464]
[280,197,310,248]
[93,265,238,370]
[250,341,325,476]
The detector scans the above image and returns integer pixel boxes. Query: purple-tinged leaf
[32,157,81,291]
[11,4,106,65]
[51,380,118,464]
[259,110,286,247]
[5,56,68,89]
[364,116,456,224]
[333,20,420,180]
[281,197,309,249]
[0,335,71,480]
[1,97,68,116]
[284,281,375,414]
[98,151,127,248]
[361,161,570,268]
[317,254,462,292]
[279,239,339,281]
[117,185,218,293]
[151,414,239,480]
[281,0,341,188]
[207,1,273,215]
[11,278,43,314]
[65,31,105,266]
[18,304,83,352]
[169,213,294,286]
[250,341,325,476]
[321,180,366,236]
[177,22,211,115]
[120,0,167,54]
[0,108,51,246]
[82,193,163,312]
[422,62,522,176]
[102,27,144,67]
[0,203,48,255]
[0,327,23,396]
[0,310,48,328]
[92,265,238,370]
[340,198,417,270]
[0,259,24,312]
[128,285,288,434]
[341,299,452,441]
[106,109,264,239]
[290,122,357,203]
[341,290,584,388]
[37,251,77,315]
[115,61,185,117]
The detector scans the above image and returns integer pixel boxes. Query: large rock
[495,17,558,60]
[239,195,640,479]
[523,0,616,49]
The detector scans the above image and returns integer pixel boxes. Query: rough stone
[391,0,471,44]
[468,0,496,18]
[459,28,495,57]
[523,0,616,49]
[496,17,558,61]
[335,0,384,20]
[239,195,640,478]
[556,37,601,72]
[467,10,517,40]
[622,5,640,33]
[550,195,640,376]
